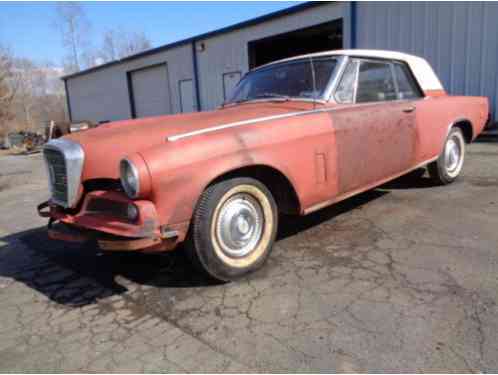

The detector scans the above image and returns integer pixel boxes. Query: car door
[390,61,432,161]
[331,58,418,195]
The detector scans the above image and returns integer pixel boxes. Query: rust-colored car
[39,50,488,281]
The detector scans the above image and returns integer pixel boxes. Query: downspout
[350,1,357,49]
[63,79,73,123]
[191,41,202,111]
[126,72,137,119]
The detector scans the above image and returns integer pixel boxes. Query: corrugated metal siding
[357,1,498,120]
[195,2,350,110]
[67,43,194,123]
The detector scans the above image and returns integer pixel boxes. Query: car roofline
[252,49,444,92]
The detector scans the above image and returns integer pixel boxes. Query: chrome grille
[44,148,68,204]
[43,139,85,208]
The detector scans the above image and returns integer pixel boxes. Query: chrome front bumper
[37,191,183,253]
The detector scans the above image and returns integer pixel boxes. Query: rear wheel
[428,127,465,185]
[186,177,278,281]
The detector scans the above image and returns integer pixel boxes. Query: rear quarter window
[356,61,397,103]
[393,63,423,99]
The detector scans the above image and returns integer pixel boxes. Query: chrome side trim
[43,139,85,208]
[167,109,327,141]
[168,97,422,142]
[303,156,439,215]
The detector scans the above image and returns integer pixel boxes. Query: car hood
[66,101,315,180]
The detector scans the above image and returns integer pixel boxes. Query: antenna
[309,57,317,111]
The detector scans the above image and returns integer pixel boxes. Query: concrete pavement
[0,142,497,372]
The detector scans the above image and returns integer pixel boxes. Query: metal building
[63,1,498,123]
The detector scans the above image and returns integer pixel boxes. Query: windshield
[226,57,339,105]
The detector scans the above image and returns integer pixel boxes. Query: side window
[393,63,423,99]
[356,61,397,103]
[312,58,339,94]
[335,61,358,104]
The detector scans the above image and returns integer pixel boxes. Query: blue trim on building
[350,1,357,49]
[191,42,202,111]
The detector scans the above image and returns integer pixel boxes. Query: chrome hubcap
[445,137,461,173]
[215,193,264,258]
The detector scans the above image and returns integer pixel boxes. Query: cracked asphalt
[0,141,497,372]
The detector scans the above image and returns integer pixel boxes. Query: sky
[0,1,303,65]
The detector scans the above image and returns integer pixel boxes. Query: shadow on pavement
[379,168,437,190]
[278,189,387,240]
[0,228,220,308]
[475,133,498,143]
[0,185,410,308]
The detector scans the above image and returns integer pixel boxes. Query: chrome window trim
[390,62,400,95]
[227,56,342,105]
[353,58,397,104]
[334,56,425,105]
[43,138,85,208]
[331,57,359,104]
[346,58,426,106]
[391,61,425,99]
[324,55,348,103]
[353,59,360,102]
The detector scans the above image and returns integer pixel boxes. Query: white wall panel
[67,2,498,122]
[67,43,193,123]
[195,2,349,110]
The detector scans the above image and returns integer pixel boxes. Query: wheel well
[209,165,301,215]
[453,120,473,143]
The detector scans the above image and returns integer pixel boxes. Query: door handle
[402,106,416,113]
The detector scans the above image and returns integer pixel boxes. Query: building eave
[61,1,330,81]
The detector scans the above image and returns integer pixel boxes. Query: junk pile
[3,131,45,153]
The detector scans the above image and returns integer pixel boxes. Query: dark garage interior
[248,19,343,68]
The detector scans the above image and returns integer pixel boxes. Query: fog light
[127,204,139,221]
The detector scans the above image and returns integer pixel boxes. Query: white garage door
[130,64,172,118]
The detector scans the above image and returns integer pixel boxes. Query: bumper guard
[37,192,182,252]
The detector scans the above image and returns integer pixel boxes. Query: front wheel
[428,127,466,185]
[185,177,278,281]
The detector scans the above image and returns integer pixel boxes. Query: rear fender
[414,96,488,160]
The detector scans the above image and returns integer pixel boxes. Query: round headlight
[120,159,140,198]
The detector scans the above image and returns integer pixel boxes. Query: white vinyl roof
[261,49,444,92]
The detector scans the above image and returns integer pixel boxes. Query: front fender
[140,138,303,226]
[139,111,334,226]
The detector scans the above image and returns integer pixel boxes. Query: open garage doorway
[248,19,343,69]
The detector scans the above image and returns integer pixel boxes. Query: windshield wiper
[221,93,290,108]
[253,93,291,101]
[220,98,251,108]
